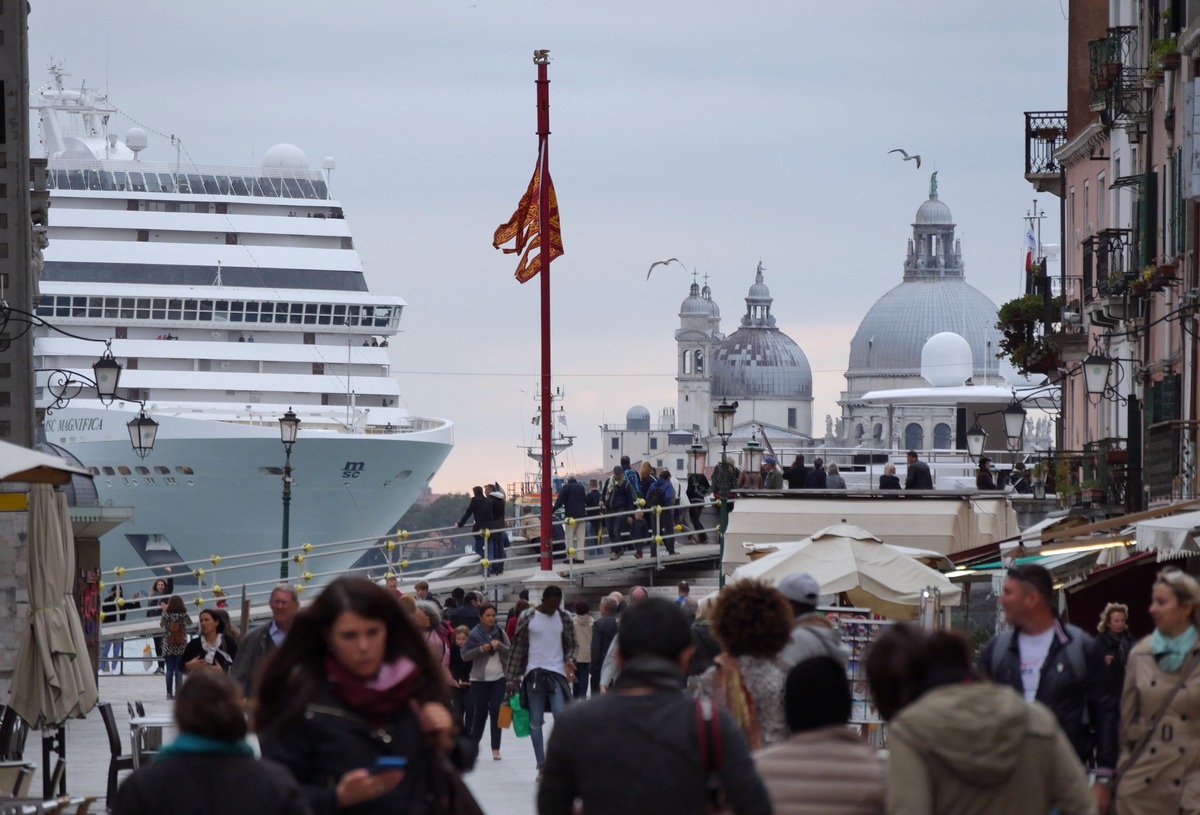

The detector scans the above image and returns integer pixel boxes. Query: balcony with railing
[1024,111,1067,196]
[1089,27,1144,123]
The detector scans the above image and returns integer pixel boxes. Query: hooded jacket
[755,724,885,815]
[778,613,850,668]
[886,682,1096,815]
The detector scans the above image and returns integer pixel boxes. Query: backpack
[645,480,667,507]
[165,616,186,647]
[625,468,642,498]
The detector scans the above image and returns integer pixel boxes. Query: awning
[1134,510,1200,561]
[0,440,92,485]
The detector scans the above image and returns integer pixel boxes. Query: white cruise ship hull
[48,407,452,593]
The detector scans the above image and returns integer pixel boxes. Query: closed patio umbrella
[9,484,99,793]
[731,523,962,619]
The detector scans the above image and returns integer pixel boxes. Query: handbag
[510,693,530,738]
[497,700,513,729]
[428,752,485,815]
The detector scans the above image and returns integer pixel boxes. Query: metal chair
[98,703,134,809]
[0,760,36,797]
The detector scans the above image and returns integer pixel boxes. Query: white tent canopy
[1134,511,1200,561]
[0,440,91,485]
[731,523,962,620]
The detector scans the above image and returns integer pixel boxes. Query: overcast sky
[30,0,1068,494]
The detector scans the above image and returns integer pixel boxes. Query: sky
[29,0,1069,495]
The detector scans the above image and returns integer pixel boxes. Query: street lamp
[687,440,708,476]
[1083,353,1113,399]
[742,437,764,482]
[711,399,737,587]
[966,420,987,461]
[278,408,300,580]
[1002,402,1027,447]
[127,410,159,460]
[91,346,122,405]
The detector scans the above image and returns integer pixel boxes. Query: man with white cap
[776,573,849,668]
[762,456,783,490]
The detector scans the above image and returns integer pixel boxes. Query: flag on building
[493,151,564,283]
[1024,222,1038,272]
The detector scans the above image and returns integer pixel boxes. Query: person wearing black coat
[1095,602,1134,698]
[115,671,308,815]
[804,458,827,489]
[456,486,494,558]
[782,456,809,489]
[590,598,620,695]
[879,463,902,490]
[257,578,476,815]
[553,475,589,564]
[976,457,997,490]
[685,472,710,544]
[904,451,934,490]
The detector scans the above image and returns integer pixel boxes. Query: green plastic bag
[510,693,530,738]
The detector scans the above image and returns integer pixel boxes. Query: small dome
[921,332,974,386]
[262,143,310,172]
[680,281,710,317]
[915,194,953,225]
[625,405,650,431]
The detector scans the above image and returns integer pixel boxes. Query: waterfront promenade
[52,671,541,814]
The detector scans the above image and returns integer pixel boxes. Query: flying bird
[646,258,687,280]
[888,148,921,169]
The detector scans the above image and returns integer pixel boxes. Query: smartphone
[370,756,408,774]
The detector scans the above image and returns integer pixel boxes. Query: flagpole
[535,54,553,571]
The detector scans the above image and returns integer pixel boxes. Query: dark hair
[479,602,497,617]
[574,600,590,615]
[451,587,466,602]
[812,457,824,470]
[175,671,247,741]
[907,450,918,459]
[618,598,692,661]
[712,580,793,658]
[792,455,805,467]
[786,657,851,732]
[443,597,458,609]
[472,486,483,497]
[1007,563,1054,608]
[542,585,563,602]
[254,577,447,732]
[165,595,186,614]
[518,589,530,601]
[198,608,226,635]
[866,625,974,721]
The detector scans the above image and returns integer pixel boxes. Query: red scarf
[324,654,420,726]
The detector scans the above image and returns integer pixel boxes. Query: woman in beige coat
[1115,568,1200,815]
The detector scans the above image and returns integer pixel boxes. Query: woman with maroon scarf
[256,577,475,814]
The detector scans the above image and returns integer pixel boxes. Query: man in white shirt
[506,585,578,778]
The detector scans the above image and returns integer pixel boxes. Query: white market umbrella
[732,522,962,620]
[0,439,91,485]
[9,484,99,727]
[1135,511,1200,562]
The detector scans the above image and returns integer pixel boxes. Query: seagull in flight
[647,258,687,279]
[888,148,921,169]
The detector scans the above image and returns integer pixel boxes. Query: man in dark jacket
[976,456,997,490]
[643,470,676,555]
[486,484,508,575]
[449,591,482,631]
[604,467,635,559]
[904,450,934,490]
[804,458,827,489]
[456,486,494,558]
[782,455,808,489]
[539,598,771,815]
[977,563,1117,814]
[230,584,300,698]
[590,596,620,696]
[685,472,709,543]
[553,474,588,564]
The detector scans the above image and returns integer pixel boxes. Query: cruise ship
[31,66,454,593]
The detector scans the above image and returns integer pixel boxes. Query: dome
[712,330,813,399]
[921,332,974,386]
[625,405,650,431]
[680,281,711,317]
[915,194,953,225]
[262,143,310,172]
[847,278,1001,377]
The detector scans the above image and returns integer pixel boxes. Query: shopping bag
[497,701,513,729]
[510,693,530,738]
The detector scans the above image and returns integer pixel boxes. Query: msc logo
[342,461,366,478]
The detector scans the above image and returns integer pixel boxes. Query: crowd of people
[106,557,1200,815]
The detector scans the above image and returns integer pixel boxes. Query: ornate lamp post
[742,437,764,485]
[966,420,988,462]
[687,440,708,477]
[711,399,737,587]
[127,410,159,460]
[278,408,300,580]
[1002,401,1027,449]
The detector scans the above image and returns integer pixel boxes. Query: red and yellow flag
[493,154,564,283]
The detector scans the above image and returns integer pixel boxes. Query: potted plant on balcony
[996,293,1064,375]
[1130,267,1152,296]
[1105,447,1128,466]
[1080,479,1106,504]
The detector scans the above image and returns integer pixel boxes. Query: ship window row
[88,465,194,476]
[47,168,331,200]
[36,295,400,327]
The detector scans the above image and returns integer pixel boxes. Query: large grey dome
[847,278,1001,376]
[711,263,813,399]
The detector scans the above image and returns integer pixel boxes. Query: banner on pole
[492,151,564,283]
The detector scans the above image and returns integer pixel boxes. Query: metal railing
[1024,111,1067,177]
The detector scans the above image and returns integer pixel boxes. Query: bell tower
[676,274,722,435]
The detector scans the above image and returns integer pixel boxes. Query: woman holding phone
[256,577,475,814]
[461,602,511,760]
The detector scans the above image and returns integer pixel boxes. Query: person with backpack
[159,596,192,699]
[643,470,677,556]
[977,563,1117,814]
[619,455,642,500]
[552,474,588,564]
[604,467,634,559]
